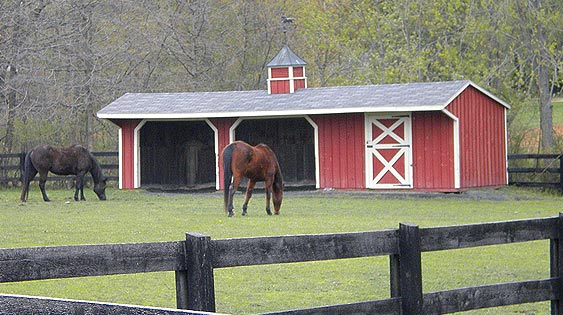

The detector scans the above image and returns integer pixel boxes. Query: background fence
[0,152,118,186]
[2,152,563,191]
[508,153,563,191]
[2,214,563,315]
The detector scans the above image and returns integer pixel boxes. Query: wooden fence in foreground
[2,214,563,315]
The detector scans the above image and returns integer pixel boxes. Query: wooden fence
[508,153,563,191]
[0,151,118,185]
[2,214,563,314]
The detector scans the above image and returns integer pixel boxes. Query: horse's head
[94,178,107,200]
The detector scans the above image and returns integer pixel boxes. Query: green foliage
[0,187,560,314]
[1,0,563,153]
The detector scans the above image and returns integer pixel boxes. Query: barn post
[550,213,563,315]
[177,232,216,312]
[399,222,423,315]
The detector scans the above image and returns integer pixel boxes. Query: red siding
[412,112,455,190]
[293,67,304,77]
[111,119,141,189]
[311,114,365,189]
[209,118,236,189]
[270,80,290,94]
[271,67,289,78]
[294,79,305,91]
[447,86,507,188]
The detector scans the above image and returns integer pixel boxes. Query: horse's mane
[87,151,104,184]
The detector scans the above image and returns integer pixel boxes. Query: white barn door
[365,114,413,189]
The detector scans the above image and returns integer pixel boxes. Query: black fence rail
[0,151,118,186]
[1,215,563,314]
[507,153,563,191]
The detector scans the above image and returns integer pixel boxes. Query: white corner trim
[133,120,147,188]
[304,115,320,189]
[441,109,460,189]
[205,119,220,190]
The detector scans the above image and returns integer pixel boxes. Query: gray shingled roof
[97,80,509,120]
[266,45,307,67]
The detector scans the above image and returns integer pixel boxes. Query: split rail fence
[508,153,563,191]
[2,214,563,314]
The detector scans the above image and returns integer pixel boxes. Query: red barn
[98,45,510,192]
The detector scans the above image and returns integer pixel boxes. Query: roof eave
[97,105,446,120]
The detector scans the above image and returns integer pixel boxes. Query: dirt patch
[283,186,545,201]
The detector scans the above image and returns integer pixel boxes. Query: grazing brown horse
[222,141,283,217]
[20,144,107,202]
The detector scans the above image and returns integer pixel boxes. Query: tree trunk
[538,60,553,152]
[3,65,17,153]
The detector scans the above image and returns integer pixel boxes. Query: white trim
[97,105,446,120]
[441,109,461,189]
[204,119,220,190]
[133,120,146,188]
[118,128,123,189]
[304,116,320,189]
[289,66,294,93]
[504,108,509,185]
[230,118,243,143]
[267,68,272,94]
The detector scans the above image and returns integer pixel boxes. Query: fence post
[177,232,215,312]
[399,223,423,315]
[551,213,563,315]
[389,254,400,298]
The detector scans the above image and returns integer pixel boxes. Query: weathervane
[280,13,295,44]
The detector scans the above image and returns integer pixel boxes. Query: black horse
[20,144,107,202]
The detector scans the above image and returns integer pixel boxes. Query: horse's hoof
[266,211,272,216]
[242,211,247,216]
[228,212,235,217]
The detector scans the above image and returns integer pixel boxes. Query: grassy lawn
[1,186,562,314]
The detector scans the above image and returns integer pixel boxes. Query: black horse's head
[94,178,107,200]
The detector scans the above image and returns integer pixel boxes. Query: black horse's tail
[20,151,35,202]
[222,143,235,213]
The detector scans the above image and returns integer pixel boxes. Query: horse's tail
[222,143,235,213]
[273,161,284,194]
[20,151,35,202]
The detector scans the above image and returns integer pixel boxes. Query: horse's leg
[241,180,256,216]
[38,171,50,202]
[264,179,273,216]
[74,174,86,201]
[79,174,86,201]
[227,176,242,217]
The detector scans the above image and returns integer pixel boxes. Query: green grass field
[1,186,562,314]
